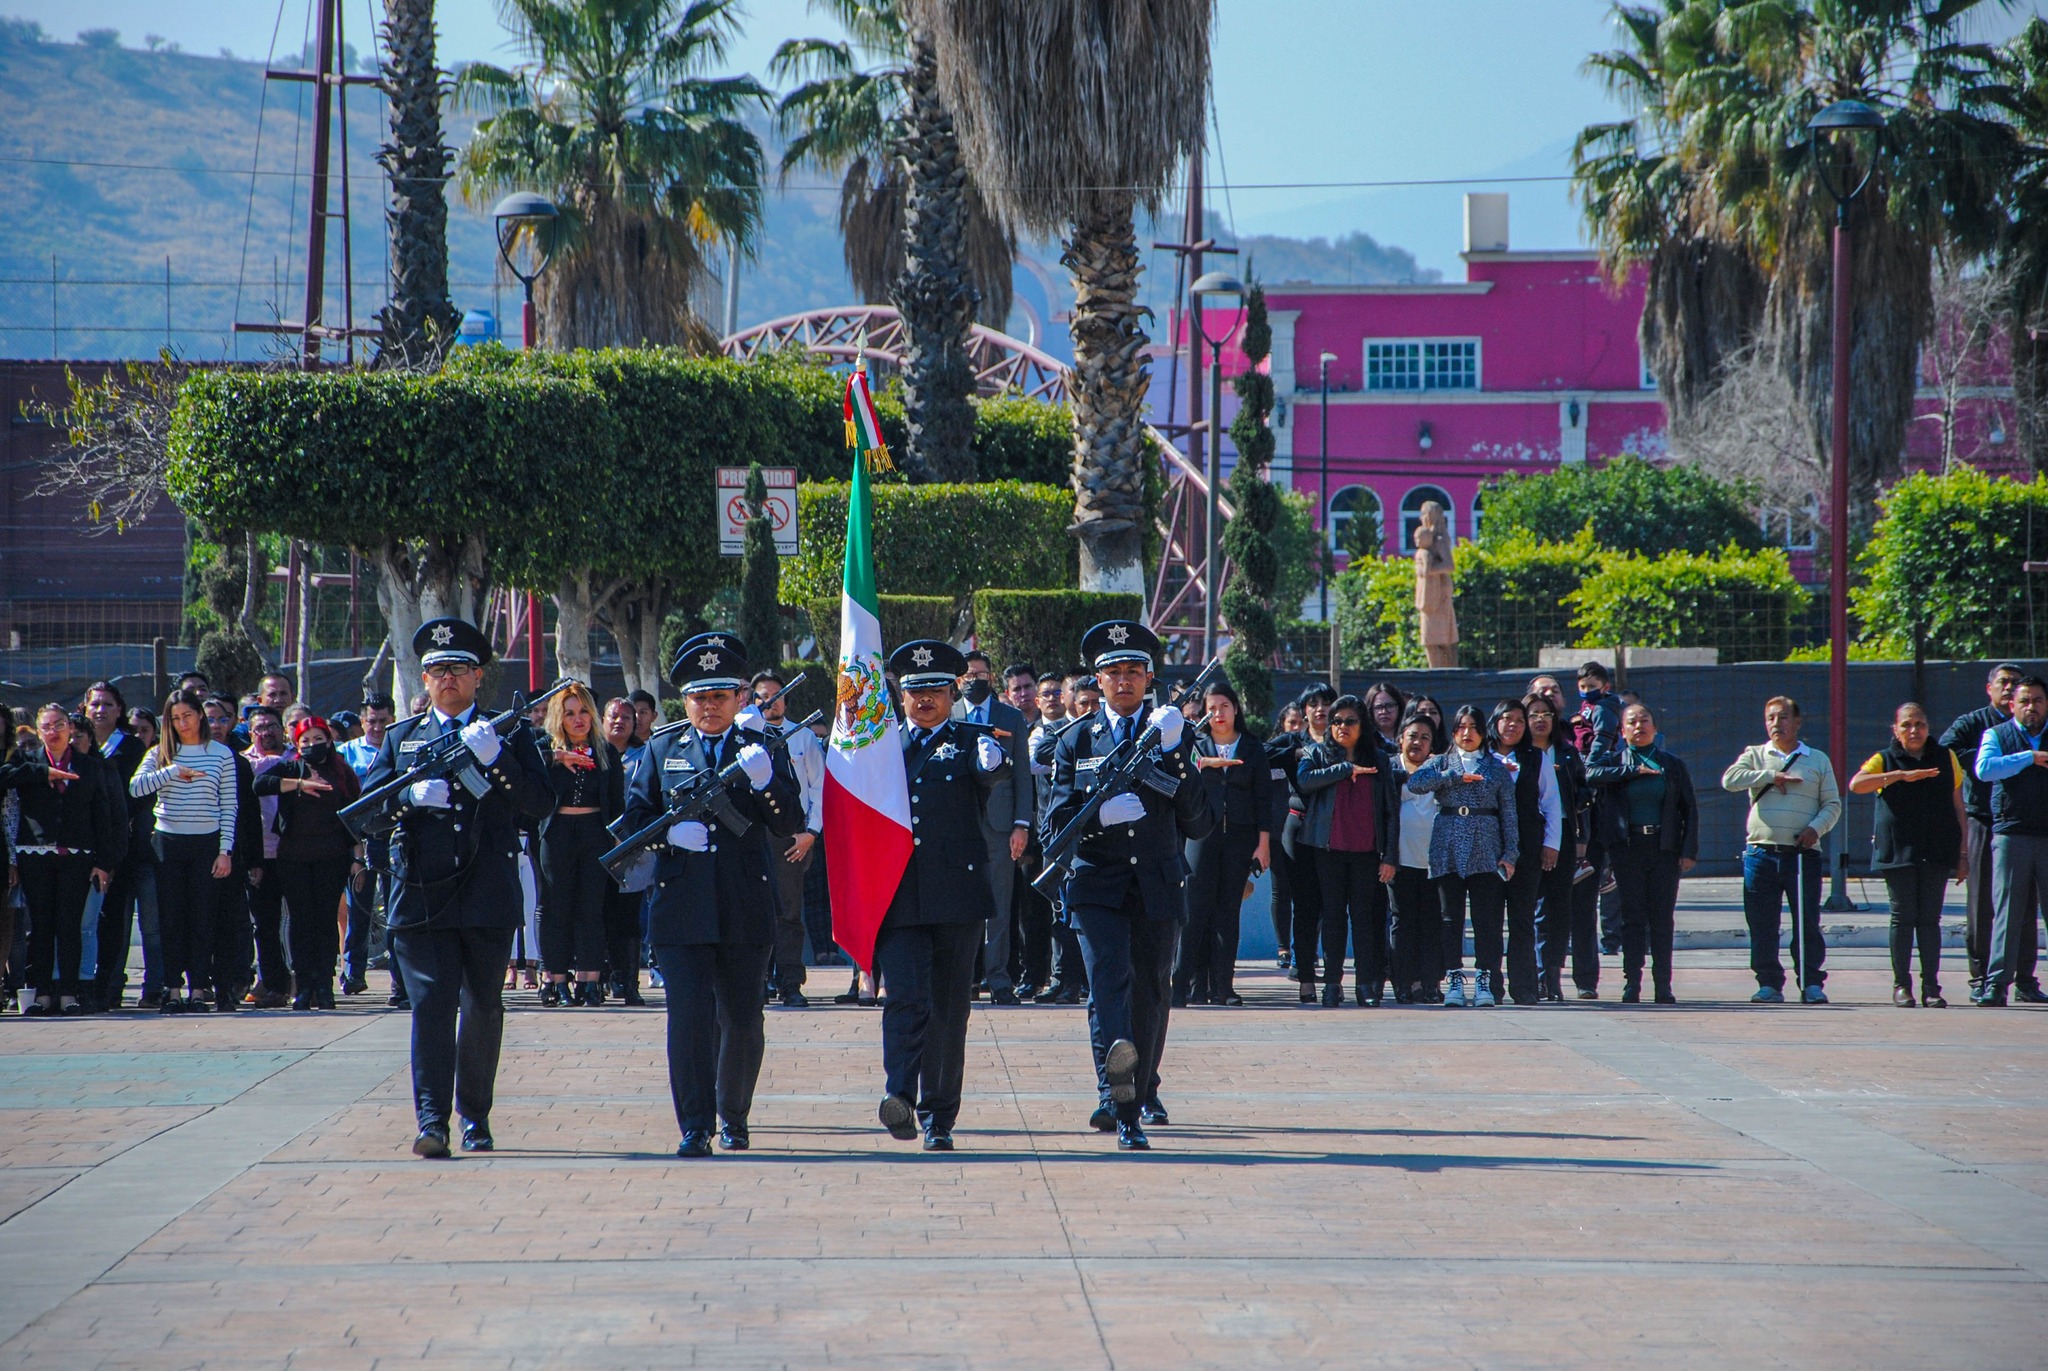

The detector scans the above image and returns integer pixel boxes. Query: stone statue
[1414,501,1458,668]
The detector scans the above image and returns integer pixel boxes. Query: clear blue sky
[9,0,2035,273]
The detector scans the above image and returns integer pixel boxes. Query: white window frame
[1400,484,1456,551]
[1364,337,1483,393]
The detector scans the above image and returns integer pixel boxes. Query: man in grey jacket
[954,650,1033,1003]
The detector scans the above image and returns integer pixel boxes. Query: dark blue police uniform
[875,640,1010,1148]
[619,634,803,1153]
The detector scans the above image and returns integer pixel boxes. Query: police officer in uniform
[1043,621,1213,1150]
[362,619,554,1158]
[622,633,803,1157]
[876,640,1011,1150]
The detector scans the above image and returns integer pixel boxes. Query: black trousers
[247,858,288,992]
[19,852,91,994]
[539,812,610,975]
[1175,826,1260,1002]
[390,923,515,1131]
[1532,856,1576,993]
[153,831,224,996]
[1883,864,1948,993]
[875,920,979,1133]
[1964,816,1995,984]
[1016,868,1055,988]
[1074,889,1177,1123]
[650,941,773,1134]
[345,834,389,984]
[603,884,644,989]
[1440,871,1505,975]
[1284,814,1323,980]
[280,856,352,995]
[1612,841,1679,992]
[767,833,811,994]
[1495,859,1542,1002]
[1567,836,1606,991]
[1267,838,1295,953]
[94,859,141,1002]
[1387,865,1442,990]
[1315,846,1387,997]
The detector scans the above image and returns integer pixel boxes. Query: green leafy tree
[1568,544,1809,662]
[1220,283,1278,721]
[738,462,782,659]
[455,0,768,349]
[1853,468,2048,661]
[1479,455,1762,554]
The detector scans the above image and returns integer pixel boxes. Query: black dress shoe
[677,1131,714,1157]
[923,1129,955,1151]
[22,1000,53,1017]
[620,984,647,1006]
[1654,989,1679,1005]
[461,1119,494,1152]
[1088,1105,1116,1132]
[1104,1039,1140,1105]
[1140,1099,1169,1126]
[1169,993,1189,1010]
[1015,984,1042,1002]
[412,1126,451,1159]
[1621,982,1641,1004]
[718,1123,750,1151]
[880,1094,918,1140]
[778,989,810,1008]
[292,993,314,1012]
[1220,992,1244,1006]
[1320,987,1344,1008]
[1299,982,1317,1004]
[2015,983,2048,1004]
[387,994,411,1010]
[990,987,1019,1006]
[1116,1121,1150,1151]
[1043,984,1084,1004]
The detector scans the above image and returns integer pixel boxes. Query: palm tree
[1670,0,2016,523]
[375,0,462,366]
[773,2,1016,481]
[914,0,1212,592]
[1573,1,1768,435]
[455,0,769,350]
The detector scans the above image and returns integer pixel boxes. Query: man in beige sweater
[1722,697,1842,1003]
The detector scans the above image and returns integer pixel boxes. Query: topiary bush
[1853,469,2048,661]
[972,590,1144,677]
[783,481,1074,609]
[1568,545,1809,662]
[808,595,958,665]
[1454,529,1608,668]
[1480,454,1763,554]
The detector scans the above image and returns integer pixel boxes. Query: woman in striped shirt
[130,690,237,1014]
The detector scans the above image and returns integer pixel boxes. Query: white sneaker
[1444,970,1465,1007]
[1474,971,1497,1008]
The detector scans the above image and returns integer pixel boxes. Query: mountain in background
[0,20,1434,363]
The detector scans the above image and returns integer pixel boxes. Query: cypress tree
[1222,283,1279,725]
[739,462,781,662]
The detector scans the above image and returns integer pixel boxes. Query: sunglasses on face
[1331,717,1362,728]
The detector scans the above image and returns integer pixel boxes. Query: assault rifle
[598,673,819,885]
[1030,658,1225,898]
[339,677,574,840]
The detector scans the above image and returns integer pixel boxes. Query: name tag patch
[663,758,691,772]
[400,741,425,754]
[1077,757,1104,773]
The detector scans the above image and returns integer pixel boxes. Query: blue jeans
[1742,845,1825,990]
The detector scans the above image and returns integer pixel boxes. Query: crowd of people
[4,654,2045,1032]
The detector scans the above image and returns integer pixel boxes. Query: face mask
[1578,688,1597,702]
[963,678,992,705]
[302,743,333,765]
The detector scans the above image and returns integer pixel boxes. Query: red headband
[292,716,332,744]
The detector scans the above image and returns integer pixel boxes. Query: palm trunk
[892,30,979,483]
[376,0,459,367]
[1064,194,1150,593]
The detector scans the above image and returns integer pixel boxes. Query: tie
[916,727,934,751]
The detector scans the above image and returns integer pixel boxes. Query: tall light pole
[1318,350,1338,623]
[1192,270,1246,663]
[1809,98,1884,911]
[494,192,559,694]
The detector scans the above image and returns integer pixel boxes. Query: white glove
[737,743,774,790]
[735,707,766,733]
[667,820,710,852]
[408,779,452,809]
[460,719,502,765]
[1098,791,1146,826]
[975,735,1004,772]
[1146,705,1185,751]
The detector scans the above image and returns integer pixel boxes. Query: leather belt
[1749,842,1805,854]
[1451,806,1497,818]
[1630,824,1662,837]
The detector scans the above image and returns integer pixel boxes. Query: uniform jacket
[954,696,1033,842]
[6,744,124,866]
[886,718,1009,928]
[363,707,555,931]
[1042,707,1215,917]
[622,721,804,947]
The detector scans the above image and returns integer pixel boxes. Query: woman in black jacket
[8,704,123,1015]
[538,684,625,1007]
[1487,700,1562,1007]
[1848,702,1964,1007]
[1172,681,1271,1007]
[1525,693,1584,1002]
[1583,702,1698,1003]
[1295,694,1400,1006]
[1280,685,1336,991]
[251,717,363,1010]
[1263,703,1304,971]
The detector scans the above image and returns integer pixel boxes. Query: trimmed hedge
[1455,530,1607,668]
[783,481,1075,608]
[807,595,958,666]
[1479,454,1763,555]
[1853,469,2048,661]
[973,590,1144,676]
[1568,546,1809,662]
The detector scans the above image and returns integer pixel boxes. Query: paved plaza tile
[1,949,2045,1368]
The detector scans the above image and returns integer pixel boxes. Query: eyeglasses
[1331,716,1362,728]
[425,664,475,680]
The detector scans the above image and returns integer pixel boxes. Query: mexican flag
[822,434,912,973]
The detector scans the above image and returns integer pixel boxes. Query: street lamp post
[494,192,560,694]
[1318,351,1338,623]
[1191,270,1246,664]
[1809,98,1884,912]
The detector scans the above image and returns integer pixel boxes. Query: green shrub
[972,590,1144,676]
[1853,469,2048,661]
[972,394,1076,486]
[1480,454,1762,554]
[1334,556,1424,670]
[784,481,1074,608]
[808,595,958,665]
[1568,545,1809,662]
[194,628,266,700]
[1454,529,1607,668]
